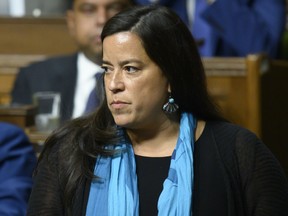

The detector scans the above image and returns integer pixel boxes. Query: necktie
[84,72,102,115]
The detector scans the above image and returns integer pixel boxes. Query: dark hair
[101,5,221,119]
[36,5,223,214]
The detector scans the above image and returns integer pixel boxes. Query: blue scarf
[86,112,196,215]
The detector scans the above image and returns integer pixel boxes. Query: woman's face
[103,32,170,130]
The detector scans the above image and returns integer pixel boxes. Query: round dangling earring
[162,94,179,113]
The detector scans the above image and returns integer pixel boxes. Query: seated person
[27,5,288,215]
[0,122,37,215]
[135,0,286,58]
[11,0,134,122]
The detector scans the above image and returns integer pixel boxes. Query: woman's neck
[128,117,180,157]
[128,119,206,157]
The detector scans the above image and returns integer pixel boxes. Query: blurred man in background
[11,0,134,122]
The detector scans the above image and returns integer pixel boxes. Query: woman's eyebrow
[102,59,143,66]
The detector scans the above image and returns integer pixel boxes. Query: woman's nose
[106,71,125,93]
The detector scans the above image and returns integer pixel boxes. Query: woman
[27,5,288,216]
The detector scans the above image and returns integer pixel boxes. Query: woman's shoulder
[201,121,263,165]
[201,121,267,180]
[205,121,260,144]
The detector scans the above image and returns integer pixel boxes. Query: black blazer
[11,54,78,122]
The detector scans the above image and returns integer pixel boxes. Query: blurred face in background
[67,0,132,64]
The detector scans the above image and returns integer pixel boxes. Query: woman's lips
[110,100,128,109]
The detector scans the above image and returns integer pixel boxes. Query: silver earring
[162,95,179,113]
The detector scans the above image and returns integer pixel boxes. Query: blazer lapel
[60,53,78,122]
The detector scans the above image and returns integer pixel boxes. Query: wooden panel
[203,54,265,136]
[245,55,265,136]
[0,17,77,55]
[204,55,288,177]
[0,54,47,105]
[0,105,37,127]
[0,73,15,104]
[207,76,248,126]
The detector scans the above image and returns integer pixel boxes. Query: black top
[27,121,288,216]
[135,155,171,216]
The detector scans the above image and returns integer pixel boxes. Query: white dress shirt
[187,0,196,28]
[72,53,102,118]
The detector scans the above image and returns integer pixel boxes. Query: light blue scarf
[86,112,196,215]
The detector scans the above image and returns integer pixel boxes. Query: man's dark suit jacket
[12,54,78,122]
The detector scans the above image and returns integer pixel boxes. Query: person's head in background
[66,0,134,65]
[100,5,221,125]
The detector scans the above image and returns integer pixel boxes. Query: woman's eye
[125,66,138,73]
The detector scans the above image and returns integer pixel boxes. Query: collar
[77,52,102,80]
